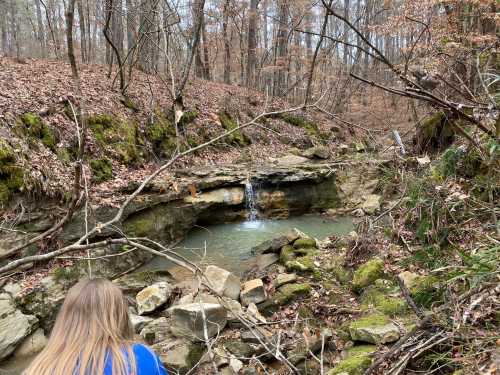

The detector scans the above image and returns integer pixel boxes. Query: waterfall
[244,180,258,221]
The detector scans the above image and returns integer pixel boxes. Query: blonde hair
[24,278,136,375]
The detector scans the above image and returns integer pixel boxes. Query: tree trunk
[274,0,289,97]
[222,0,231,84]
[35,0,47,57]
[138,0,158,73]
[126,0,135,60]
[246,0,258,88]
[201,15,211,80]
[77,0,87,62]
[0,1,8,54]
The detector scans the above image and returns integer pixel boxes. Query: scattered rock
[240,279,267,306]
[247,303,266,323]
[153,339,205,374]
[139,317,172,344]
[328,345,376,375]
[204,265,241,300]
[0,293,38,360]
[361,194,381,214]
[169,303,227,341]
[229,357,244,373]
[224,340,256,358]
[256,253,279,270]
[273,273,297,288]
[13,328,47,358]
[130,313,154,333]
[352,258,384,292]
[287,329,333,365]
[136,282,174,315]
[398,271,419,289]
[302,146,330,159]
[259,283,312,316]
[348,314,401,344]
[251,235,290,254]
[113,270,172,295]
[241,328,272,345]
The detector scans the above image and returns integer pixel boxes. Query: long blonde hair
[24,278,136,375]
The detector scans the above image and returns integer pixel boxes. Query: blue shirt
[103,344,168,375]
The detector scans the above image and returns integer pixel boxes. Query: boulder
[251,235,290,254]
[153,339,205,374]
[0,293,38,360]
[139,317,172,344]
[361,194,381,214]
[273,273,297,288]
[348,314,400,344]
[130,313,154,333]
[302,146,330,160]
[113,270,172,294]
[352,258,384,292]
[169,303,227,341]
[13,328,47,358]
[204,266,241,300]
[240,279,267,306]
[136,282,174,315]
[256,253,279,270]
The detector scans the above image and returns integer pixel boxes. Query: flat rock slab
[274,273,297,288]
[136,282,174,315]
[348,314,401,344]
[169,303,227,341]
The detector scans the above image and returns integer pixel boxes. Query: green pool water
[145,215,354,276]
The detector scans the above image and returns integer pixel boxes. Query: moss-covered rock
[352,258,384,293]
[218,111,251,146]
[348,313,400,344]
[88,113,141,164]
[325,256,351,284]
[18,113,57,151]
[279,114,319,138]
[410,275,442,308]
[327,345,376,375]
[414,111,455,152]
[0,140,24,206]
[361,285,407,316]
[293,237,317,249]
[90,158,113,183]
[285,250,319,273]
[178,109,199,129]
[145,110,177,157]
[274,283,311,305]
[280,245,295,263]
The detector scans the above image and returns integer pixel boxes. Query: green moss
[186,344,205,368]
[325,256,351,284]
[218,111,251,146]
[280,245,295,263]
[90,158,113,183]
[18,112,57,151]
[145,110,177,157]
[0,140,24,206]
[178,109,199,129]
[361,287,407,316]
[352,258,384,293]
[274,283,311,305]
[88,114,141,164]
[51,266,81,284]
[410,275,442,307]
[285,250,318,273]
[293,238,317,249]
[349,313,390,330]
[121,96,139,111]
[279,114,319,137]
[328,348,373,375]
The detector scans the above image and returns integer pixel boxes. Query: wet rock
[153,339,205,374]
[361,194,381,214]
[302,146,330,160]
[169,303,227,341]
[13,328,47,358]
[139,317,172,344]
[204,265,241,300]
[136,282,174,315]
[113,270,173,295]
[274,273,297,288]
[0,293,38,360]
[251,235,290,254]
[240,279,267,306]
[130,313,154,333]
[348,314,400,344]
[352,258,384,292]
[256,253,279,270]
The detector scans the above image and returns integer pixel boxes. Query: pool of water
[145,215,354,277]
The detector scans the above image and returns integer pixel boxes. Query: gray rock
[276,155,309,165]
[0,293,38,360]
[274,273,297,288]
[113,270,172,294]
[256,253,279,270]
[204,266,241,300]
[287,329,333,365]
[13,328,47,358]
[361,194,381,214]
[224,340,256,358]
[130,313,153,333]
[240,279,267,306]
[153,339,205,374]
[302,146,330,160]
[251,235,290,254]
[139,317,172,345]
[348,314,400,344]
[169,303,227,341]
[136,282,173,315]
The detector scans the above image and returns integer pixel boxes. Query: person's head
[24,278,136,375]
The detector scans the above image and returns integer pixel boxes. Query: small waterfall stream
[244,180,258,221]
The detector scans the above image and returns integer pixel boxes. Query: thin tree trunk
[222,0,231,84]
[77,0,87,62]
[246,0,258,88]
[201,16,210,80]
[35,0,47,57]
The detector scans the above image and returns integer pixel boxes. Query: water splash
[244,180,258,221]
